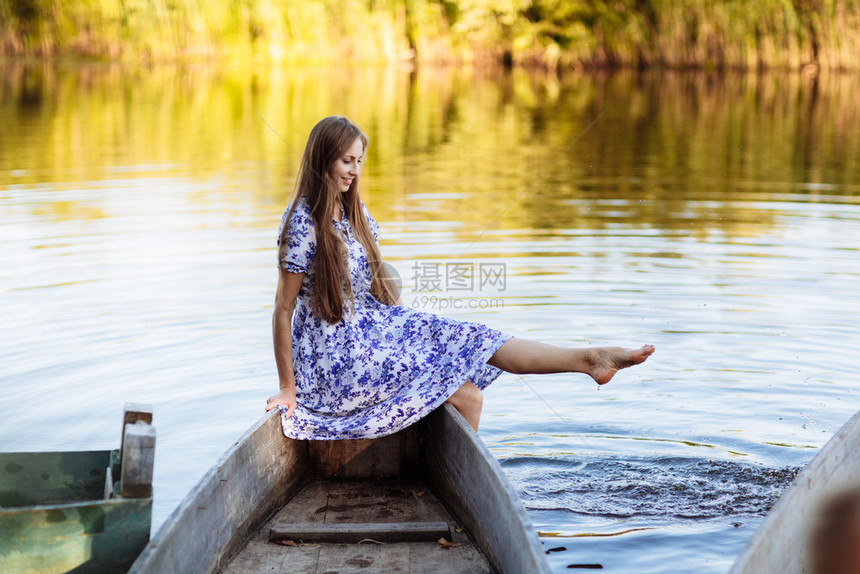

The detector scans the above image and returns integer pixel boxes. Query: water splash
[503,456,800,521]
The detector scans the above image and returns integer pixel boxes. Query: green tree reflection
[1,63,857,241]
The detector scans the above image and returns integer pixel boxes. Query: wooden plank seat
[269,521,452,543]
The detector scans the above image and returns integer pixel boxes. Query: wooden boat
[729,409,860,574]
[129,403,551,573]
[0,403,155,574]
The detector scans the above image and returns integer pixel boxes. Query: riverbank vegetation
[1,0,859,70]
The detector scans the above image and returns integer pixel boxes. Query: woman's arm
[265,270,305,416]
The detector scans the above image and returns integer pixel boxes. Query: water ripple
[503,456,799,521]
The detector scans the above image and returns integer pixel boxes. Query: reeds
[1,0,858,69]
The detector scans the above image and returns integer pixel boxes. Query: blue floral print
[277,198,511,439]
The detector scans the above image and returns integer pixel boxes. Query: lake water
[2,62,859,573]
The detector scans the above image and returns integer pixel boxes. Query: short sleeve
[361,202,380,242]
[277,202,316,273]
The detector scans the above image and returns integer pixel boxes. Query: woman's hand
[266,387,297,417]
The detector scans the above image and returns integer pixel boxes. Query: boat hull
[130,404,550,573]
[0,404,154,574]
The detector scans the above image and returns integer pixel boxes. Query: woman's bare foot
[586,345,655,385]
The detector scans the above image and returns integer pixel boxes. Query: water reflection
[2,63,857,239]
[2,62,860,574]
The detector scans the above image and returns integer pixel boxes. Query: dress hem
[280,331,512,441]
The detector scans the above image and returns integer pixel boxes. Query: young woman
[265,116,654,438]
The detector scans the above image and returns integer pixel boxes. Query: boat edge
[425,403,551,574]
[128,409,308,574]
[729,409,860,574]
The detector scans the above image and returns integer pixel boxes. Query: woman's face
[329,137,364,193]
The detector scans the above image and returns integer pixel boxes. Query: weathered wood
[104,465,114,500]
[219,526,321,574]
[406,535,493,573]
[315,543,411,573]
[133,405,546,574]
[120,422,156,498]
[270,521,451,543]
[123,403,154,425]
[323,481,415,523]
[121,403,154,457]
[0,450,112,507]
[238,479,488,571]
[269,481,330,523]
[128,409,308,574]
[223,534,490,574]
[730,409,860,574]
[424,404,551,574]
[0,406,154,574]
[309,428,420,478]
[0,497,152,574]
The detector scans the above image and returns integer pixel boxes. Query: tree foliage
[1,0,858,69]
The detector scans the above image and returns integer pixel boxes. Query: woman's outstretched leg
[488,338,654,384]
[447,341,652,432]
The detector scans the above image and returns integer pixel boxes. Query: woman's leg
[447,340,654,433]
[488,338,654,384]
[446,381,483,432]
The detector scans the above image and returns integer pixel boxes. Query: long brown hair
[277,116,396,322]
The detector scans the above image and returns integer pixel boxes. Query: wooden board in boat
[222,480,491,573]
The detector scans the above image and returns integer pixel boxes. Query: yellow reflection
[539,527,655,538]
[1,63,858,241]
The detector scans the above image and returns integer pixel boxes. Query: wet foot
[586,345,655,385]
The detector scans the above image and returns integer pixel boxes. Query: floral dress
[277,198,511,439]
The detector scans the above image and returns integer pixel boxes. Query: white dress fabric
[277,198,510,439]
